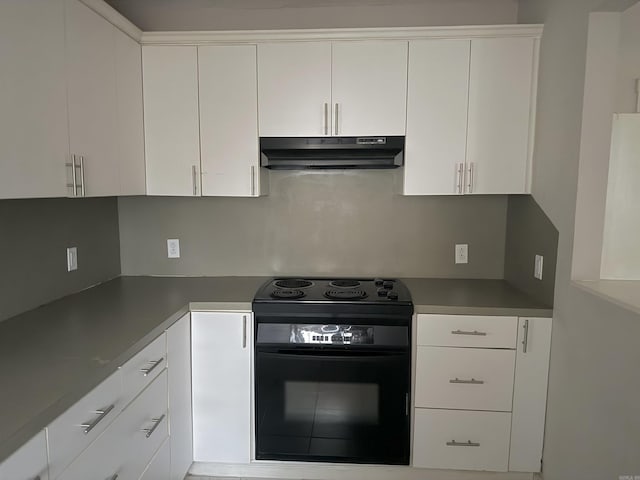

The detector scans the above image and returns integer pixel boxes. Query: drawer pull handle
[142,413,166,438]
[32,476,41,480]
[522,319,530,353]
[449,377,484,385]
[446,440,480,447]
[451,329,487,336]
[80,404,115,434]
[140,357,164,377]
[109,475,119,480]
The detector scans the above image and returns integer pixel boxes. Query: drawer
[48,369,123,479]
[415,346,515,411]
[0,430,49,480]
[121,333,167,407]
[416,314,518,348]
[139,438,171,480]
[412,408,511,471]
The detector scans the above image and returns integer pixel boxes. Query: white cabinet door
[0,0,69,199]
[115,29,146,196]
[143,46,200,196]
[0,430,49,480]
[466,37,535,194]
[403,40,470,195]
[65,0,119,198]
[192,311,252,463]
[199,45,261,197]
[331,41,408,136]
[257,42,332,137]
[167,313,193,480]
[509,317,552,472]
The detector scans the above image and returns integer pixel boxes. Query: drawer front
[0,430,49,480]
[48,369,123,479]
[121,333,167,407]
[139,438,171,480]
[413,408,511,471]
[415,346,515,411]
[416,314,518,348]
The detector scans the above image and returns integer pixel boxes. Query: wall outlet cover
[167,239,180,259]
[455,244,468,264]
[67,247,78,272]
[534,254,544,280]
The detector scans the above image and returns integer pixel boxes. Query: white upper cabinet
[257,41,408,137]
[332,41,408,136]
[0,0,69,199]
[65,0,119,198]
[199,45,264,197]
[404,39,471,195]
[466,37,536,194]
[143,46,201,196]
[258,42,332,137]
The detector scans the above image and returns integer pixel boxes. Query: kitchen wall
[118,170,508,278]
[104,0,518,31]
[517,0,640,479]
[0,198,121,322]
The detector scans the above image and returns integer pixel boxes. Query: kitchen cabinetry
[192,311,252,463]
[0,0,69,199]
[403,36,537,195]
[257,41,408,137]
[140,438,171,480]
[412,314,551,473]
[0,430,49,480]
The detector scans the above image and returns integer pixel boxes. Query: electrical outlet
[167,239,180,258]
[534,254,544,280]
[455,244,468,264]
[67,247,78,272]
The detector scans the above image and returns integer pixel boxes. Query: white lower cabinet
[140,438,171,480]
[192,311,252,463]
[0,430,49,480]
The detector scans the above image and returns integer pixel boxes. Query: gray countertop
[0,275,551,463]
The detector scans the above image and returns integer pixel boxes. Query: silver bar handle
[79,156,85,197]
[142,413,166,438]
[456,163,464,194]
[446,440,480,447]
[108,475,118,480]
[65,156,77,196]
[192,165,198,196]
[32,476,42,480]
[334,103,339,135]
[450,377,484,385]
[242,315,247,349]
[522,319,530,353]
[467,162,474,194]
[405,393,409,416]
[323,103,329,135]
[80,404,115,434]
[140,357,164,377]
[250,165,256,196]
[451,329,487,336]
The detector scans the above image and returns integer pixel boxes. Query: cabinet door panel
[332,41,408,136]
[140,438,171,480]
[192,311,251,463]
[143,46,200,196]
[416,314,518,349]
[199,45,259,197]
[257,43,331,137]
[65,0,119,197]
[467,37,535,194]
[404,40,470,195]
[0,430,49,480]
[0,0,69,199]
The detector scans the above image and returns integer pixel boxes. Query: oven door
[255,340,410,465]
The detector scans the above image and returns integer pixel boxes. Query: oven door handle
[258,348,407,359]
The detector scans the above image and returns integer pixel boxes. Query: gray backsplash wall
[119,170,508,278]
[0,198,121,322]
[504,194,558,307]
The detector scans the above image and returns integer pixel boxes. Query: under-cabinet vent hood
[260,136,404,169]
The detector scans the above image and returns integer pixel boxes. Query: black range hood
[260,136,404,169]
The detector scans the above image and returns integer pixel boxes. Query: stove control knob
[377,288,388,297]
[387,291,399,300]
[374,278,384,286]
[383,280,394,289]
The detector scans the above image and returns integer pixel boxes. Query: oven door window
[255,348,410,464]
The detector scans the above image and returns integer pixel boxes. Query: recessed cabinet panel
[467,37,535,194]
[404,40,470,195]
[199,45,260,196]
[258,42,332,137]
[143,45,200,196]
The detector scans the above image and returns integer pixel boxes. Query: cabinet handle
[522,319,530,353]
[80,404,115,434]
[467,162,474,194]
[140,357,164,377]
[446,440,480,447]
[108,475,118,480]
[192,165,198,196]
[78,156,85,197]
[242,315,247,349]
[32,476,42,480]
[456,163,464,194]
[451,329,487,336]
[334,103,339,135]
[449,377,484,385]
[405,392,409,416]
[142,413,166,438]
[323,103,329,135]
[65,156,77,196]
[250,165,256,196]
